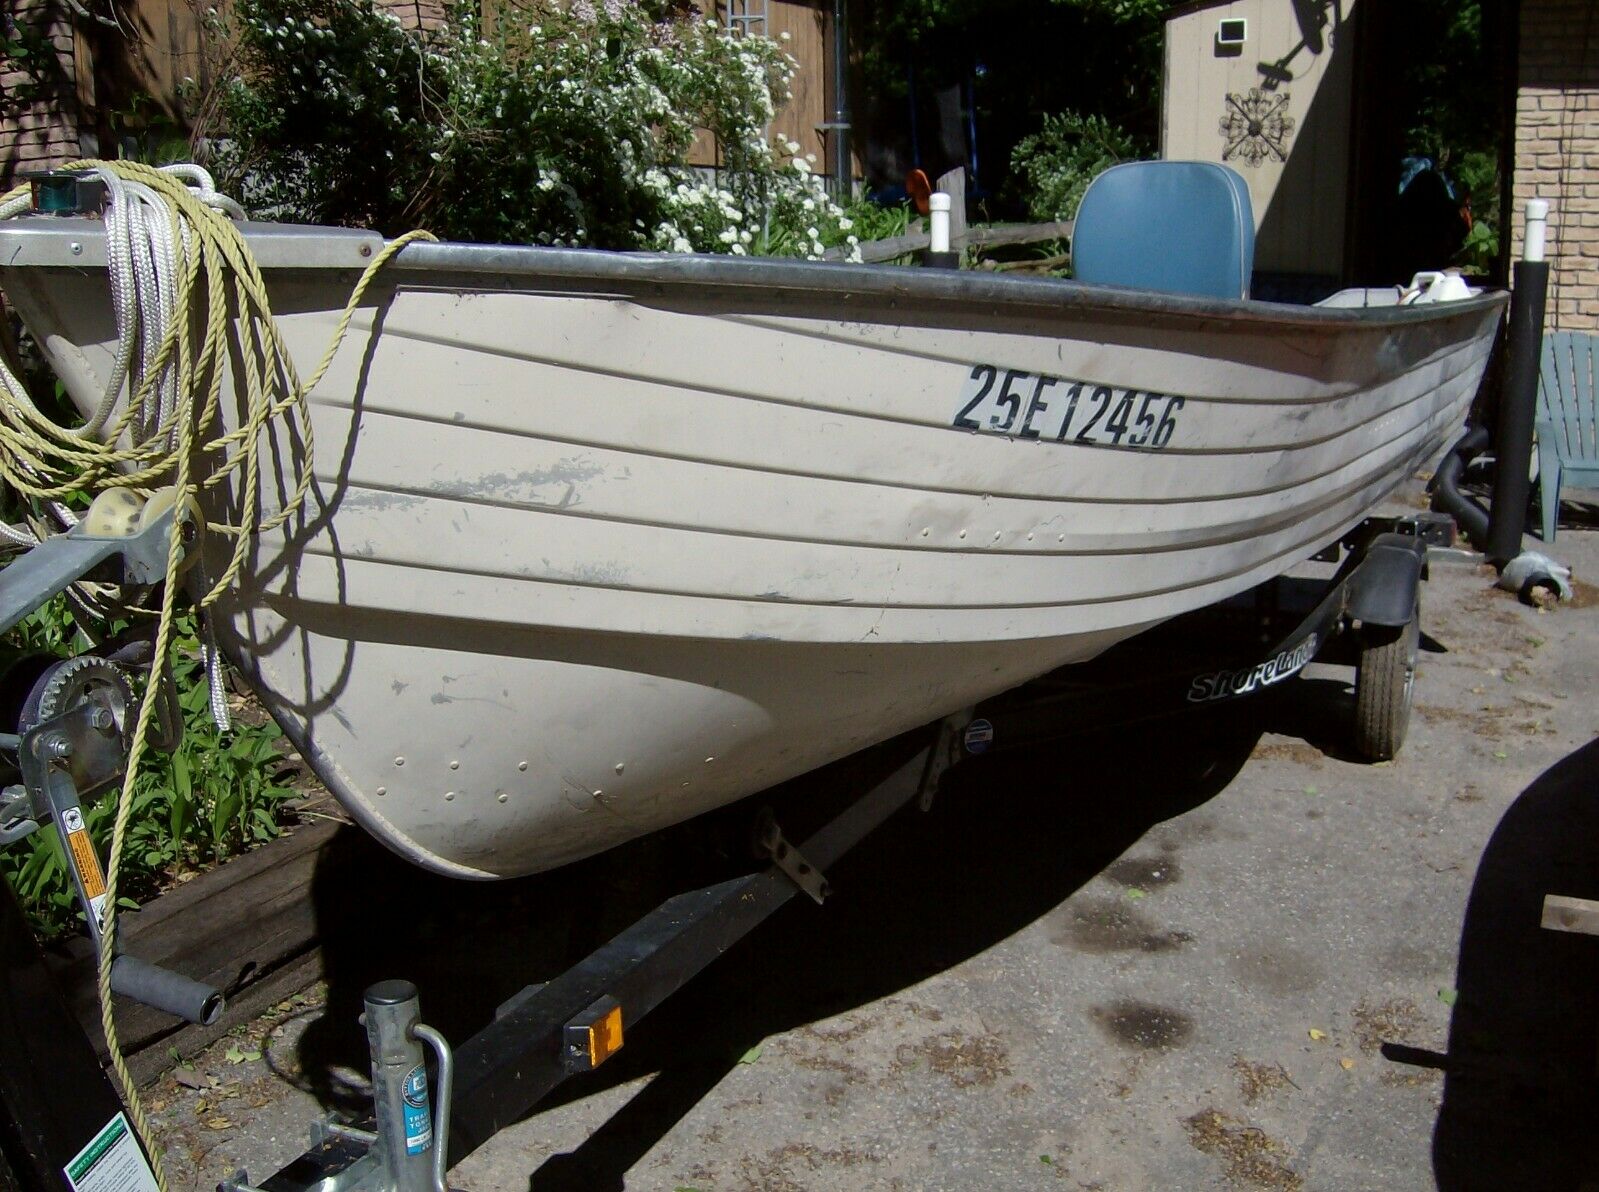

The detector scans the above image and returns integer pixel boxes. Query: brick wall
[1514,0,1599,331]
[0,0,82,189]
[379,0,447,31]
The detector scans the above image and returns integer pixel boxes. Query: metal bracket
[0,506,182,637]
[918,710,970,812]
[754,811,831,904]
[0,783,38,845]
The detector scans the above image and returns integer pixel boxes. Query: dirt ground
[144,516,1599,1192]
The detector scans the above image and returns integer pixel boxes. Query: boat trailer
[0,509,1451,1192]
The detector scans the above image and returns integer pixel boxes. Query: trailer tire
[1353,601,1420,762]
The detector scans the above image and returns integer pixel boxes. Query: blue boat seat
[1073,161,1255,301]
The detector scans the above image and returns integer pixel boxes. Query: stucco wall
[1163,0,1356,280]
[1514,0,1599,331]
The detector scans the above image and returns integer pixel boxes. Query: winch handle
[109,953,225,1026]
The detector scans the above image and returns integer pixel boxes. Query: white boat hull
[0,225,1506,876]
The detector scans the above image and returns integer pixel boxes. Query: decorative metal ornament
[1219,88,1295,167]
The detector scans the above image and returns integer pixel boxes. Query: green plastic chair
[1537,331,1599,542]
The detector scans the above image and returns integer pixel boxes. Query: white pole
[929,192,951,254]
[1524,198,1549,264]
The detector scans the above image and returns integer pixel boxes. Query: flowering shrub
[1010,110,1149,222]
[205,0,858,259]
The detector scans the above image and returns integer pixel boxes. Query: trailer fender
[1347,534,1426,627]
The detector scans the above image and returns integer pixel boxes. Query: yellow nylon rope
[0,160,435,1189]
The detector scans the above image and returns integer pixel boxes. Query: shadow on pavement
[287,706,1268,1188]
[1433,737,1599,1192]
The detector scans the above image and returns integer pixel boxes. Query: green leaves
[210,0,854,259]
[1011,111,1150,224]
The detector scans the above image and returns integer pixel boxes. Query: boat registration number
[951,365,1186,450]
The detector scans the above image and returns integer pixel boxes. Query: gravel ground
[145,519,1599,1192]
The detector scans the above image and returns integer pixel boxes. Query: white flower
[671,237,693,253]
[837,217,853,231]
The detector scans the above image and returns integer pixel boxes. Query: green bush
[1010,110,1149,223]
[205,0,859,258]
[1451,148,1499,274]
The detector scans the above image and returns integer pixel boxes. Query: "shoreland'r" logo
[1186,635,1319,703]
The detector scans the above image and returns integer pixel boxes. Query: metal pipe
[831,0,849,198]
[364,980,437,1192]
[1485,199,1552,564]
[412,1024,453,1192]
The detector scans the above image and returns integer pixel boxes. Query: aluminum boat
[0,199,1506,877]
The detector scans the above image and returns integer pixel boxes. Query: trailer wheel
[1353,601,1420,762]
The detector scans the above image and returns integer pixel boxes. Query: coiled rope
[0,159,435,1189]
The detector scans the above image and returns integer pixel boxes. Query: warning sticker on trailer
[62,806,108,922]
[64,1113,158,1192]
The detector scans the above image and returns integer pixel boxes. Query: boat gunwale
[385,242,1511,333]
[0,217,1510,334]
